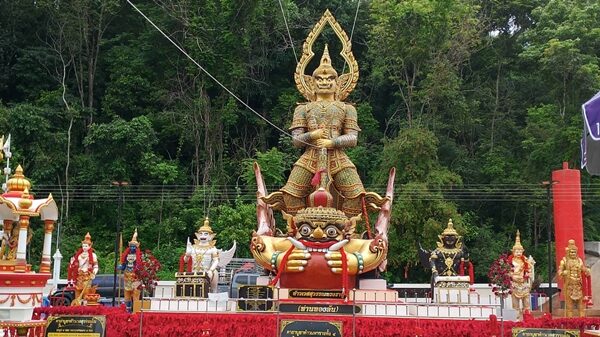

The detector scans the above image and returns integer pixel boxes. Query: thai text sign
[512,327,580,337]
[45,315,106,337]
[280,320,342,337]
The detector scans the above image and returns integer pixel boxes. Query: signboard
[582,91,600,175]
[45,315,106,337]
[237,285,275,311]
[279,303,360,314]
[512,328,580,337]
[288,289,344,299]
[280,320,342,337]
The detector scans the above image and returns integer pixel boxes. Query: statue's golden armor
[282,100,364,215]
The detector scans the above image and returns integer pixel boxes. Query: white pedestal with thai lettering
[433,276,471,304]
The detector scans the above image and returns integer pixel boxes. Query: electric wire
[125,0,315,148]
[277,0,298,63]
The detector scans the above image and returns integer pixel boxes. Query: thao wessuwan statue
[558,239,591,317]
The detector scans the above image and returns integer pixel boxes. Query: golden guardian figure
[558,239,591,317]
[251,10,396,295]
[508,231,535,321]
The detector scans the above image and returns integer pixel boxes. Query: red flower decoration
[488,253,512,298]
[133,249,161,294]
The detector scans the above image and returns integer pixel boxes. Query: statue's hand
[283,250,311,272]
[310,129,325,140]
[325,251,358,275]
[316,139,334,148]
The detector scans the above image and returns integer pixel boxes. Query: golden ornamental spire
[82,232,93,245]
[129,228,139,246]
[18,187,33,209]
[294,9,359,101]
[198,217,214,234]
[7,165,31,193]
[441,219,458,236]
[512,230,524,251]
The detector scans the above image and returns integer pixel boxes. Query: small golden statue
[182,218,236,293]
[67,232,99,306]
[508,230,535,321]
[119,229,142,312]
[558,239,591,317]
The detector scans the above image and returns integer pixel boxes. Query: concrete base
[359,279,387,290]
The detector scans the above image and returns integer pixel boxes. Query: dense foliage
[1,0,599,283]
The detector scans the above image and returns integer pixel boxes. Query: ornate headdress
[198,217,214,234]
[565,239,578,252]
[294,9,359,101]
[312,45,338,78]
[129,228,140,246]
[441,219,459,236]
[512,230,524,251]
[81,232,93,245]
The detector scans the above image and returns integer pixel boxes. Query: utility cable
[277,0,298,63]
[126,0,314,148]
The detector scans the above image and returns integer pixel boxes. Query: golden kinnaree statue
[251,10,396,295]
[558,239,591,317]
[508,230,535,321]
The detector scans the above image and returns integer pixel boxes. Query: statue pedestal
[175,272,209,298]
[359,279,387,290]
[433,276,471,304]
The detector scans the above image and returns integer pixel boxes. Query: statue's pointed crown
[198,217,214,234]
[566,239,577,252]
[441,219,458,236]
[129,228,139,246]
[512,230,523,251]
[82,232,93,245]
[312,44,338,78]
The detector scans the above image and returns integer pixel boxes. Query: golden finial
[441,219,458,236]
[7,165,31,193]
[312,44,338,77]
[566,239,578,252]
[82,232,93,245]
[512,230,524,251]
[198,217,214,234]
[129,228,139,246]
[18,187,33,209]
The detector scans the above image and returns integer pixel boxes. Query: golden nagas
[251,10,396,293]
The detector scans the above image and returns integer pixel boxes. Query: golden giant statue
[558,239,591,317]
[251,10,395,294]
[508,231,535,321]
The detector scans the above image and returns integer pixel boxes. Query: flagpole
[2,134,11,193]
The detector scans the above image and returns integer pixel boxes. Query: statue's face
[443,234,458,248]
[568,248,577,259]
[513,248,523,257]
[314,73,337,96]
[82,243,90,252]
[296,220,344,243]
[129,244,137,252]
[196,231,214,244]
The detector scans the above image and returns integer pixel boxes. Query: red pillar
[552,162,586,290]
